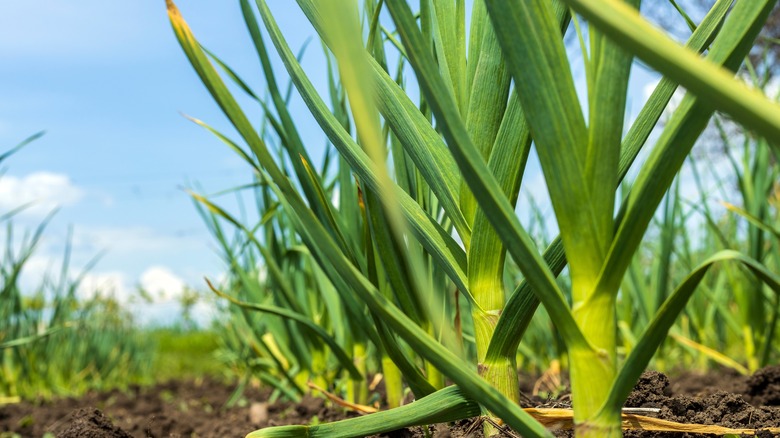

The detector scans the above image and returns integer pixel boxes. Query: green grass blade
[0,131,44,165]
[167,0,314,224]
[469,91,532,363]
[246,385,480,438]
[430,0,467,116]
[252,371,302,404]
[240,0,358,264]
[206,279,363,380]
[365,0,385,55]
[487,0,734,361]
[668,0,698,32]
[562,0,780,142]
[256,164,551,436]
[195,189,382,350]
[460,15,511,226]
[724,201,780,241]
[294,0,471,246]
[616,0,731,183]
[318,0,448,393]
[372,313,438,397]
[385,0,585,349]
[583,0,637,275]
[653,186,680,312]
[251,0,472,301]
[202,45,262,101]
[184,116,259,172]
[365,192,425,325]
[603,250,780,414]
[369,59,470,243]
[0,202,36,223]
[0,324,73,350]
[596,0,774,302]
[465,0,486,89]
[485,236,565,361]
[484,0,606,305]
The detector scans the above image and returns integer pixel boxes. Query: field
[3,0,780,437]
[4,369,780,436]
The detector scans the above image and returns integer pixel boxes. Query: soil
[1,367,780,438]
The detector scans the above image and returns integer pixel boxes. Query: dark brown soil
[0,378,357,438]
[2,367,780,437]
[619,368,780,438]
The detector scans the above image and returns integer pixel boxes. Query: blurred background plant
[0,134,223,402]
[615,2,780,376]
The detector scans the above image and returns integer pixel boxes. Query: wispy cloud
[68,227,205,261]
[140,265,186,302]
[78,271,132,302]
[0,172,84,217]
[76,266,217,327]
[76,265,188,305]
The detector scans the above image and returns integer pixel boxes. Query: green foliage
[0,228,155,400]
[170,0,780,436]
[0,135,155,400]
[149,327,224,382]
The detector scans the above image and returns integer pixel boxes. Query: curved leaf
[0,131,44,165]
[486,0,733,362]
[602,250,780,414]
[206,279,363,380]
[255,162,552,436]
[562,0,780,142]
[596,0,774,304]
[384,0,585,349]
[250,0,473,303]
[246,385,480,438]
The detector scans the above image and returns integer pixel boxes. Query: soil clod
[749,365,780,406]
[59,408,133,438]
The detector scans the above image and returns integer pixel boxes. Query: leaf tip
[166,0,184,23]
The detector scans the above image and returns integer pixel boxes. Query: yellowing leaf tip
[166,0,183,21]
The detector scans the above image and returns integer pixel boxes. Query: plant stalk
[570,293,619,437]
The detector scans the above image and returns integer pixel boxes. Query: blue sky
[0,1,685,325]
[0,2,332,324]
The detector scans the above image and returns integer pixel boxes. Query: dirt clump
[748,365,780,406]
[59,408,133,438]
[624,370,672,408]
[620,366,780,438]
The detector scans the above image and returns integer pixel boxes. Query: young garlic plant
[170,0,780,436]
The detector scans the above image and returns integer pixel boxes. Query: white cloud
[140,266,186,302]
[22,261,216,327]
[4,218,215,326]
[78,271,131,302]
[130,299,217,328]
[134,266,217,327]
[76,265,191,305]
[0,172,84,217]
[13,253,59,294]
[72,226,200,254]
